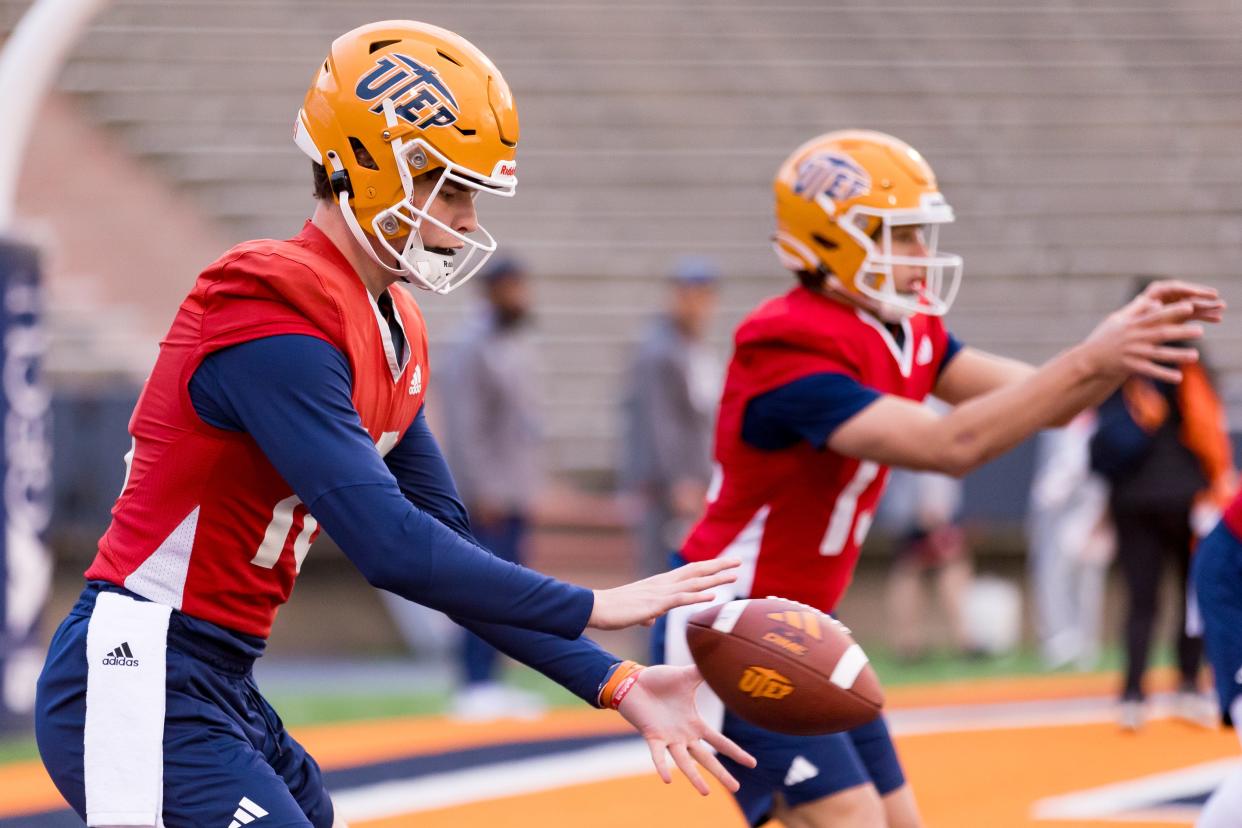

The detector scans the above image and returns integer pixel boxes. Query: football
[686,597,884,735]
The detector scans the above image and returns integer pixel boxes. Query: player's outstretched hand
[588,558,740,631]
[1138,279,1225,323]
[616,663,757,796]
[1083,280,1223,384]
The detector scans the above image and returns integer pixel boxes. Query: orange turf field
[3,670,1236,827]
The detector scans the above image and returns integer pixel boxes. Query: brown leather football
[686,598,884,735]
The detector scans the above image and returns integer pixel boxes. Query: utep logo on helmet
[794,152,871,204]
[356,54,459,129]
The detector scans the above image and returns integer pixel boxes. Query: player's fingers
[1142,280,1220,304]
[689,742,739,793]
[1127,352,1182,382]
[661,592,716,612]
[678,571,740,593]
[1190,298,1226,323]
[1135,299,1195,325]
[1143,365,1185,384]
[1124,357,1183,384]
[1156,322,1205,342]
[702,727,758,768]
[668,559,741,581]
[646,740,671,784]
[1137,322,1203,344]
[669,742,710,796]
[1129,343,1199,365]
[1122,296,1160,318]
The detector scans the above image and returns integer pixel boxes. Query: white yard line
[1031,759,1238,822]
[333,740,654,821]
[331,691,1227,821]
[888,691,1186,735]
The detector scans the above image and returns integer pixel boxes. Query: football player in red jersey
[664,130,1224,828]
[34,21,753,828]
[1191,489,1242,826]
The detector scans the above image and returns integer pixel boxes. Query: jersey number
[251,494,318,573]
[819,461,879,556]
[249,431,399,572]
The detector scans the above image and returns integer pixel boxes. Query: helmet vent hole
[322,61,329,73]
[348,137,380,170]
[436,49,463,66]
[453,125,476,136]
[811,233,838,251]
[369,39,400,54]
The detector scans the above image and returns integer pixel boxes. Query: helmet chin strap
[336,190,408,276]
[322,145,408,283]
[336,185,457,289]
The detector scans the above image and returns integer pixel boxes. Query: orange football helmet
[295,21,518,293]
[773,130,962,317]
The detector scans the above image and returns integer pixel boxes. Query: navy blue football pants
[35,582,334,827]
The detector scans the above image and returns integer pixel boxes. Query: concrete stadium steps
[65,83,1242,126]
[57,61,1242,102]
[64,115,1242,160]
[114,140,1242,188]
[1,0,1239,470]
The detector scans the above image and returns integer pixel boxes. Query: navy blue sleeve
[382,410,618,704]
[939,332,964,377]
[188,335,594,640]
[382,409,473,541]
[741,372,881,451]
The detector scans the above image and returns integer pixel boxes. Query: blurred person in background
[32,21,756,828]
[619,256,722,577]
[880,418,976,661]
[437,256,547,719]
[1027,412,1114,671]
[1090,284,1235,731]
[661,129,1223,828]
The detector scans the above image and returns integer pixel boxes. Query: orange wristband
[598,660,644,709]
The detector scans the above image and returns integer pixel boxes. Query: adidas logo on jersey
[228,796,268,827]
[101,641,139,667]
[408,364,423,396]
[785,755,820,786]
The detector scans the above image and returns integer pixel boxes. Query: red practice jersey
[1224,488,1242,540]
[682,286,953,613]
[86,222,428,637]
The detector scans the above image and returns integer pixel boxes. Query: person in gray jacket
[620,256,723,577]
[438,256,547,718]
